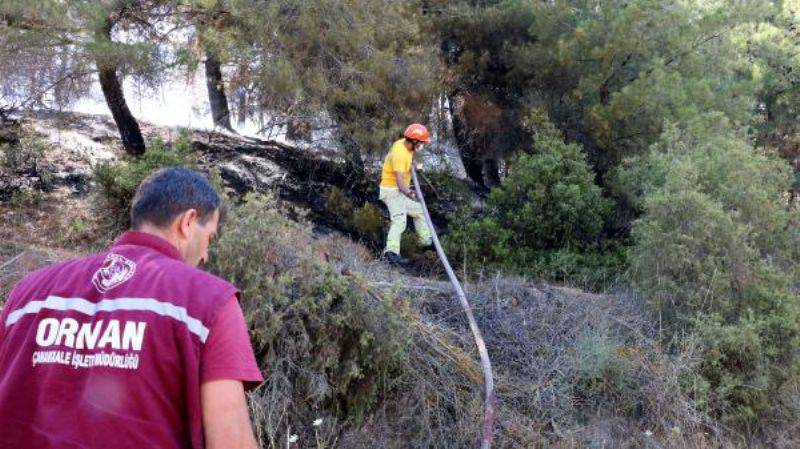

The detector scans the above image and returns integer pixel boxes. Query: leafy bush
[323,186,391,252]
[94,132,196,217]
[571,331,637,408]
[350,202,385,244]
[627,114,800,425]
[486,130,610,249]
[0,132,47,174]
[206,194,411,443]
[444,126,619,288]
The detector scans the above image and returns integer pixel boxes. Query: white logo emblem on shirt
[92,253,136,293]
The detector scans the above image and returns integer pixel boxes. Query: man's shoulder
[158,257,234,289]
[6,253,104,304]
[20,253,104,284]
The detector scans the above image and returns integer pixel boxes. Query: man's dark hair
[130,166,221,229]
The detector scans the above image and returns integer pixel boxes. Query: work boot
[383,251,403,265]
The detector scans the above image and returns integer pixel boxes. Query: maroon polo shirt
[0,231,263,449]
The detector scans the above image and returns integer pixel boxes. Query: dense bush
[323,186,388,250]
[626,114,800,425]
[0,133,55,206]
[487,129,610,249]
[94,132,196,218]
[206,194,412,445]
[444,126,621,288]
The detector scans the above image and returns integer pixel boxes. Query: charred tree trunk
[449,93,485,188]
[95,19,145,156]
[97,67,145,156]
[204,49,233,131]
[335,127,370,196]
[329,104,369,197]
[235,88,247,126]
[483,158,501,188]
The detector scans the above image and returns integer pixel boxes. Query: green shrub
[688,306,800,424]
[486,131,610,249]
[351,202,385,243]
[627,114,800,426]
[0,132,47,174]
[443,125,619,288]
[323,186,355,221]
[571,331,637,408]
[206,194,411,434]
[8,187,43,207]
[94,132,196,217]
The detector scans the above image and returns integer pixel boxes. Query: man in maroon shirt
[0,167,263,449]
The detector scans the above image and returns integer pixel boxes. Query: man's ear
[177,209,199,239]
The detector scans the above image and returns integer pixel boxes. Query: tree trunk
[449,92,485,187]
[204,49,233,131]
[235,88,247,126]
[335,127,369,193]
[483,158,501,188]
[329,104,368,196]
[95,19,145,156]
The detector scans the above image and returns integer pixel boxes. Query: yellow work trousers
[379,187,432,255]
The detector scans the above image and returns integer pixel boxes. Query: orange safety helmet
[404,123,431,143]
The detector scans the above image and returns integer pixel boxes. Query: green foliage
[222,0,440,160]
[627,114,800,425]
[571,331,637,408]
[688,305,800,424]
[444,126,620,288]
[628,115,796,314]
[488,128,610,249]
[207,194,410,425]
[350,203,385,244]
[323,186,387,248]
[9,187,42,207]
[431,0,767,164]
[94,132,196,219]
[1,0,176,112]
[0,133,46,173]
[746,2,800,137]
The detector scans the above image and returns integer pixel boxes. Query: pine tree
[0,0,180,155]
[219,0,440,187]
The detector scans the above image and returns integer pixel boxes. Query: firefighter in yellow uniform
[379,123,433,263]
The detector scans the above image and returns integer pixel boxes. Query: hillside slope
[0,113,755,448]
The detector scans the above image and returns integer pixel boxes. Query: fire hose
[410,166,496,449]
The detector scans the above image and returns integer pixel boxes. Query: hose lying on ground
[410,166,496,449]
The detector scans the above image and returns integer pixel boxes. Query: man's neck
[133,224,180,253]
